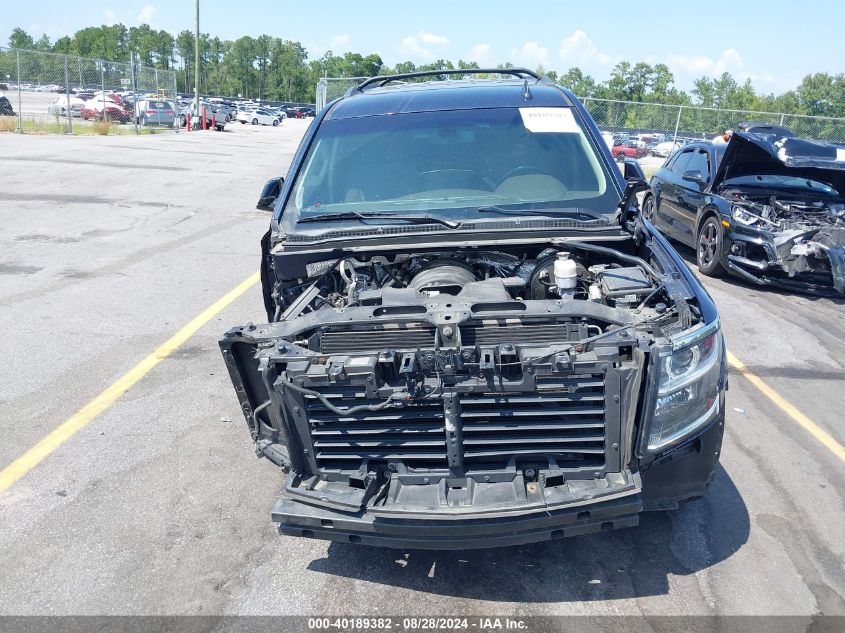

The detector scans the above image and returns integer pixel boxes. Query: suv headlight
[642,321,724,454]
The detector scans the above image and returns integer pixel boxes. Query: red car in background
[611,142,648,162]
[80,93,131,123]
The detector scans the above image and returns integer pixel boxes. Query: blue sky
[4,0,842,93]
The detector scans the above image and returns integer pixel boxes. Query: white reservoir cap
[554,252,578,290]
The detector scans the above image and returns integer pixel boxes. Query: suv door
[655,148,694,241]
[672,148,711,246]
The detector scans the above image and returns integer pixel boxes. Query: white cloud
[137,4,156,24]
[401,35,432,59]
[400,31,449,60]
[469,43,492,66]
[331,34,350,47]
[558,30,612,68]
[513,41,549,67]
[418,31,448,45]
[665,48,743,78]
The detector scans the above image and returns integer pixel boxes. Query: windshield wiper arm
[298,211,462,229]
[476,205,600,220]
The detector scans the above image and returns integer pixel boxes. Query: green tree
[559,67,597,97]
[9,27,34,49]
[174,30,195,92]
[796,73,845,117]
[34,34,52,52]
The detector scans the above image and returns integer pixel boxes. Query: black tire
[272,119,279,126]
[641,194,656,223]
[179,114,186,127]
[697,216,726,277]
[240,120,245,124]
[216,124,224,132]
[252,118,258,125]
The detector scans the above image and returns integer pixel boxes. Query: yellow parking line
[0,271,260,495]
[727,351,845,463]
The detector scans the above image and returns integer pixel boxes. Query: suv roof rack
[350,68,541,94]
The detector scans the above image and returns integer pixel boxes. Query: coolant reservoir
[554,252,578,295]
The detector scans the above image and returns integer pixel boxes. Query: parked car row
[602,130,716,160]
[176,100,223,130]
[43,91,178,127]
[234,102,290,126]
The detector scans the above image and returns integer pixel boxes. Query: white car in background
[47,96,86,117]
[236,108,280,126]
[652,139,684,158]
[265,107,287,122]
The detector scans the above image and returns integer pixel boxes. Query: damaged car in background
[646,132,845,295]
[220,69,727,549]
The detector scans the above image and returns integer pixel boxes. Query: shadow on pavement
[306,465,748,602]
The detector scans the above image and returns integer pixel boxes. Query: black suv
[220,69,727,549]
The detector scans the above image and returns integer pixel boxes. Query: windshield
[282,107,618,230]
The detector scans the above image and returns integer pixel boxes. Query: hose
[634,284,666,312]
[252,400,271,429]
[561,241,661,281]
[281,377,404,415]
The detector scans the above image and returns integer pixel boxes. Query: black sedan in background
[643,132,845,296]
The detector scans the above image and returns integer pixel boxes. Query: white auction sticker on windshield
[836,148,845,162]
[519,107,579,133]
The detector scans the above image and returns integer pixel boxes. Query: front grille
[302,374,607,472]
[305,385,447,470]
[460,375,606,467]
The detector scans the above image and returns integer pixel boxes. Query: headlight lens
[731,204,758,226]
[644,325,723,453]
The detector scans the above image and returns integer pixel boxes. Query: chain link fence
[316,77,368,111]
[581,97,845,145]
[0,46,178,134]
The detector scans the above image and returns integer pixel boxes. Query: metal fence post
[64,55,72,134]
[100,62,105,120]
[779,113,785,126]
[16,49,22,133]
[131,54,138,134]
[672,105,683,144]
[173,70,179,133]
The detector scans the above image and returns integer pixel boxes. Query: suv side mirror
[256,176,284,211]
[682,170,706,187]
[622,158,646,182]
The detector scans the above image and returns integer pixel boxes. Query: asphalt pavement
[0,121,843,618]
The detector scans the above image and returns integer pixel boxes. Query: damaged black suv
[220,69,727,549]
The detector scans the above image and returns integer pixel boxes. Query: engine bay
[275,243,681,323]
[724,189,845,292]
[727,191,845,233]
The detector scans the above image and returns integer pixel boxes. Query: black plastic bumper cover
[274,494,642,549]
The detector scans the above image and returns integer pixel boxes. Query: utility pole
[194,0,200,128]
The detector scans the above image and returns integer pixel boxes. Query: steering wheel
[499,165,547,181]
